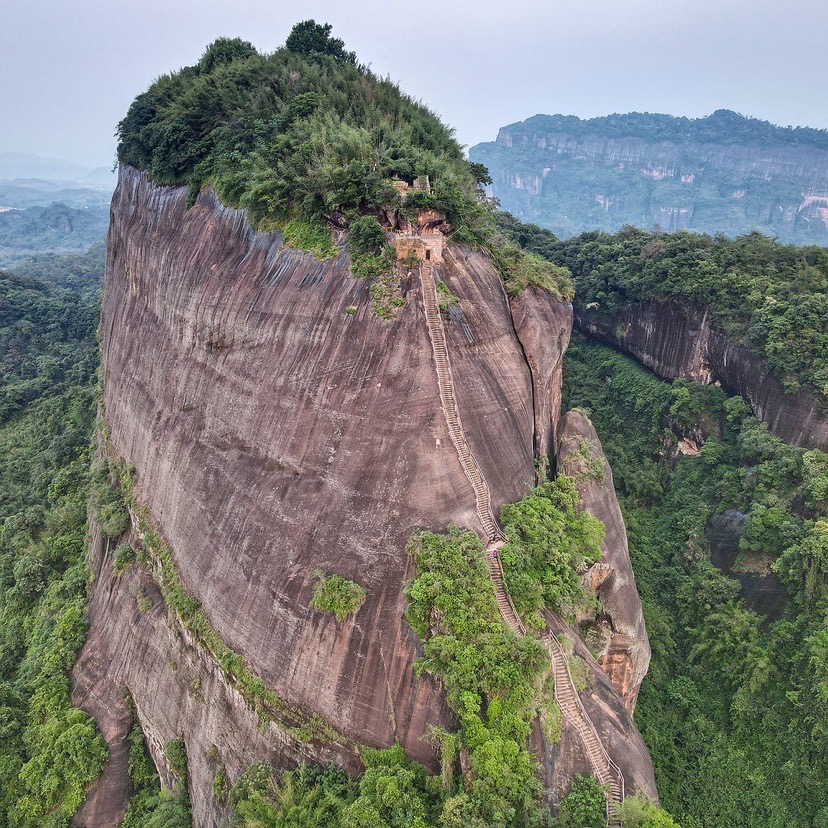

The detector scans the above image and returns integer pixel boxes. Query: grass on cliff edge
[116,22,573,299]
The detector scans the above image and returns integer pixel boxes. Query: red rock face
[577,302,828,451]
[77,166,590,822]
[557,410,651,712]
[76,166,662,823]
[510,287,573,462]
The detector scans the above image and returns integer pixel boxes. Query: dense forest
[116,22,570,299]
[0,256,106,825]
[562,336,828,828]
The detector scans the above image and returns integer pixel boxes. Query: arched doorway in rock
[425,249,431,261]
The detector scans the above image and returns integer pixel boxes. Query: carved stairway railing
[418,261,624,826]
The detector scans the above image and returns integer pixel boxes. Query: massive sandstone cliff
[73,165,655,825]
[576,302,828,452]
[471,115,828,242]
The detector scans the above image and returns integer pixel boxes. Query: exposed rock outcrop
[471,113,828,243]
[536,612,657,804]
[556,410,651,711]
[577,302,828,451]
[510,286,573,464]
[706,510,787,620]
[75,165,618,823]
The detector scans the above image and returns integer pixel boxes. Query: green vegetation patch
[282,218,337,259]
[117,21,572,297]
[551,227,828,401]
[435,279,459,312]
[311,570,366,621]
[556,774,607,828]
[0,259,106,826]
[499,477,604,629]
[405,527,549,825]
[121,706,192,828]
[563,334,828,828]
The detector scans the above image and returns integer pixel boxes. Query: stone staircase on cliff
[419,260,505,544]
[549,631,625,823]
[418,260,624,825]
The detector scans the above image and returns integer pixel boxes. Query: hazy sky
[3,0,827,168]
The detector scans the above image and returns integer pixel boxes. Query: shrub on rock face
[557,775,606,828]
[311,571,366,621]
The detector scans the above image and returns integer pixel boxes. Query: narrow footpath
[419,260,624,823]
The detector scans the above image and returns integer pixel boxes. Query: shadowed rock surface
[557,410,651,711]
[577,302,828,451]
[707,509,787,621]
[74,165,597,822]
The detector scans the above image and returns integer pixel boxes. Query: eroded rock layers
[74,165,646,824]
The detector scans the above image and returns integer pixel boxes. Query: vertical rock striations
[75,165,619,822]
[577,302,828,452]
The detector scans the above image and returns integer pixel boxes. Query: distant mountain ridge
[471,110,828,242]
[0,151,113,183]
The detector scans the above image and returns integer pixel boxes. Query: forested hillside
[0,204,108,267]
[116,23,569,298]
[0,257,107,825]
[472,110,828,243]
[562,336,828,828]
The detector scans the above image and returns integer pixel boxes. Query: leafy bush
[556,775,606,828]
[311,571,366,621]
[616,792,681,828]
[282,218,337,259]
[499,477,604,626]
[405,528,548,825]
[121,713,193,828]
[230,761,355,827]
[113,543,136,574]
[348,215,386,258]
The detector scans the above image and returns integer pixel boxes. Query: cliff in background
[471,110,828,242]
[576,301,828,452]
[73,166,656,824]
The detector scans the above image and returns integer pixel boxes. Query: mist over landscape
[1,4,827,828]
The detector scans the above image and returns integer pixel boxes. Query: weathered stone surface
[75,165,657,823]
[577,302,828,451]
[510,287,573,463]
[73,522,358,828]
[557,410,651,711]
[536,613,658,805]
